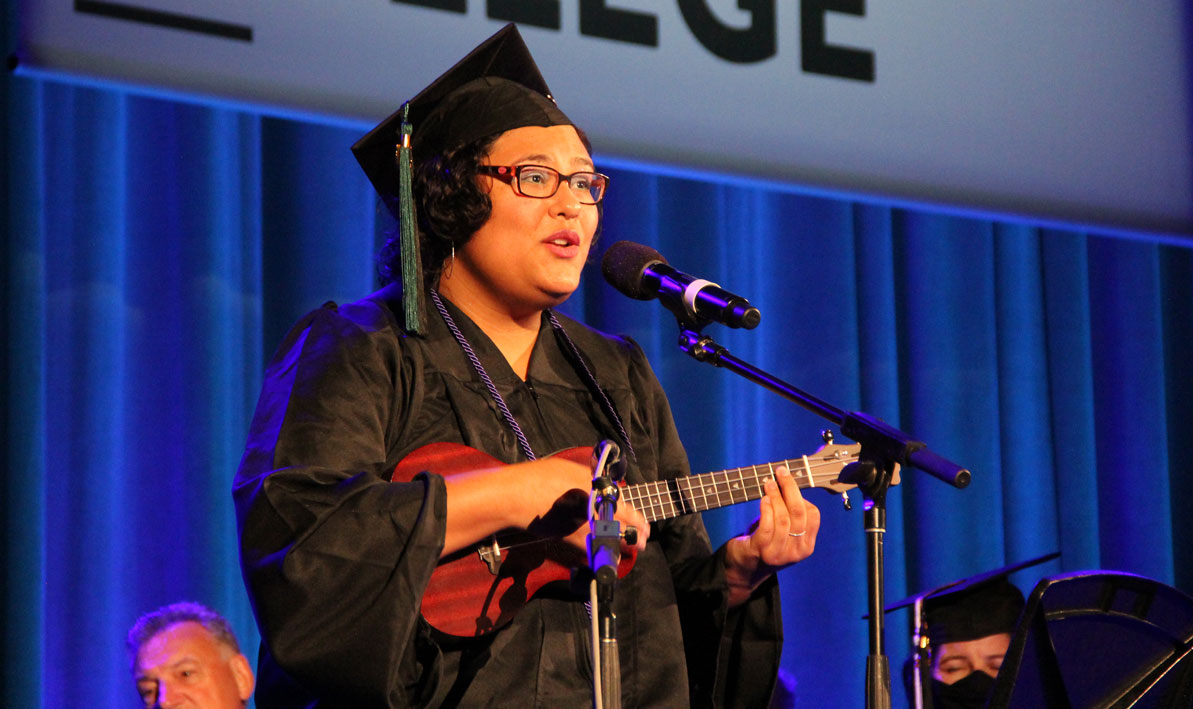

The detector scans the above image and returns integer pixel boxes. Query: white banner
[12,1,1193,240]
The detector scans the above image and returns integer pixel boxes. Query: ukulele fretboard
[621,454,853,523]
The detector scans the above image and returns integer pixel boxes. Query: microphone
[600,241,761,329]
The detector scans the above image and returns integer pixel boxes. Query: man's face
[932,632,1012,684]
[134,621,254,708]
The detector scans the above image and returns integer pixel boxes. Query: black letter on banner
[580,0,658,46]
[801,0,874,81]
[677,0,775,63]
[488,0,559,29]
[393,0,465,12]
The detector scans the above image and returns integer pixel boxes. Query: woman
[235,24,820,707]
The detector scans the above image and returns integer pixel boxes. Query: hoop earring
[443,244,455,281]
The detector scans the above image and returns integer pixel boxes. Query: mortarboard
[923,576,1025,645]
[886,552,1059,646]
[351,24,573,333]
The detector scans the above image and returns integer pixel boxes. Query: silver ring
[788,531,806,538]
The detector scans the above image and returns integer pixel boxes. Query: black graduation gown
[234,284,783,707]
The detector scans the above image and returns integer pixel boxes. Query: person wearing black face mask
[912,577,1026,709]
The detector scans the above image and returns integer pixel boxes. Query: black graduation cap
[885,552,1059,646]
[922,576,1025,645]
[351,24,573,333]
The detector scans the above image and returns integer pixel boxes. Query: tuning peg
[841,492,852,511]
[821,429,834,444]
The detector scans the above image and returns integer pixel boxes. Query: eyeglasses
[479,164,609,204]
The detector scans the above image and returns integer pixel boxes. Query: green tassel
[398,103,425,334]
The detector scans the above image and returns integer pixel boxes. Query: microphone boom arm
[676,330,970,489]
[675,327,971,709]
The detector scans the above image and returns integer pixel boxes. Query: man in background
[127,601,255,708]
[912,577,1025,709]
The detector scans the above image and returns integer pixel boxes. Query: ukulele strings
[626,453,860,522]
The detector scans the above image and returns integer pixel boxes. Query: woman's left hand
[723,465,821,607]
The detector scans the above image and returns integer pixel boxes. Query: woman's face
[442,124,599,319]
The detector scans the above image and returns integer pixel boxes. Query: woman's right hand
[441,455,648,559]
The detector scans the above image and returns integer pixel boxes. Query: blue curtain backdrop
[5,60,1193,709]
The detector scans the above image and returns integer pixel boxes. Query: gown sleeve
[622,341,784,709]
[233,300,444,707]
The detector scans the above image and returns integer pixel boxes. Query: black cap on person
[924,576,1026,645]
[352,24,573,208]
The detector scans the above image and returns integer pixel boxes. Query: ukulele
[392,440,867,637]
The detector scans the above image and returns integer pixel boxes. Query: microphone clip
[590,440,625,510]
[588,440,625,586]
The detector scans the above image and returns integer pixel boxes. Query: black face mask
[931,670,996,709]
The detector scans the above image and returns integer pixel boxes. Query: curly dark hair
[377,127,598,288]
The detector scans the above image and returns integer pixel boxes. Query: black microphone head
[601,241,667,301]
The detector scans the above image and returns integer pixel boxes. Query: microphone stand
[673,326,970,709]
[588,441,626,709]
